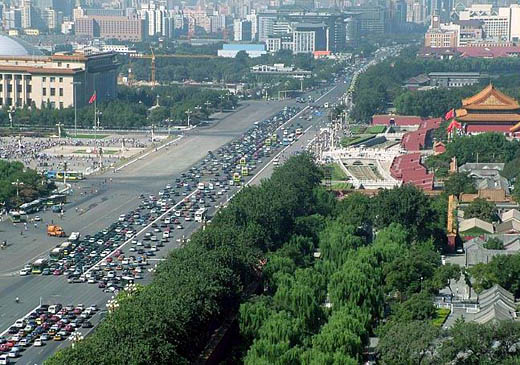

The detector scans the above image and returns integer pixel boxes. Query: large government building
[456,84,520,136]
[0,35,118,110]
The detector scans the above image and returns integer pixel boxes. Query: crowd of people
[0,135,152,173]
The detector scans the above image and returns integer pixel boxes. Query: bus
[45,171,57,179]
[195,208,207,223]
[54,171,85,181]
[31,258,48,274]
[50,247,63,261]
[44,194,67,206]
[9,211,27,223]
[19,200,44,214]
[241,166,249,177]
[233,172,241,184]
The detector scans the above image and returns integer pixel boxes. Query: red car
[53,269,62,276]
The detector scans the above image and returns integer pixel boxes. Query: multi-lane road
[0,82,347,365]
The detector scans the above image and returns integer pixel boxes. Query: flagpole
[94,90,97,140]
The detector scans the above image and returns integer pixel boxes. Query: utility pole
[63,161,67,186]
[72,81,81,137]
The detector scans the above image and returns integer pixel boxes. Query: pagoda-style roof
[462,84,520,110]
[457,113,520,123]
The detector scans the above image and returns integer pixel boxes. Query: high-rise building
[352,6,386,35]
[3,9,22,30]
[294,0,315,10]
[459,4,514,41]
[75,15,144,41]
[293,23,328,52]
[234,19,252,41]
[257,10,346,52]
[21,0,33,29]
[246,13,257,40]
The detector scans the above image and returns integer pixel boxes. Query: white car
[34,338,43,347]
[19,269,30,276]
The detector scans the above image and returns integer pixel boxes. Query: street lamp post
[185,109,192,129]
[11,179,24,197]
[69,330,84,349]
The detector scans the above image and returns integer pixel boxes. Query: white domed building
[0,35,42,56]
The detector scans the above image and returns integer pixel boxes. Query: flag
[444,108,455,120]
[88,92,97,104]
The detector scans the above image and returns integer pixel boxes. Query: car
[34,216,41,221]
[34,338,43,347]
[19,269,30,276]
[53,333,63,341]
[82,321,93,328]
[0,354,9,364]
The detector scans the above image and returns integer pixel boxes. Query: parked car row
[0,304,97,363]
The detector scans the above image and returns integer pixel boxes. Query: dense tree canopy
[426,133,520,177]
[0,160,55,209]
[1,85,237,129]
[463,198,498,222]
[443,172,476,197]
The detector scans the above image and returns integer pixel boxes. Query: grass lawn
[432,307,451,327]
[340,135,374,147]
[329,182,354,190]
[324,163,348,181]
[350,125,367,135]
[366,125,387,134]
[72,134,109,139]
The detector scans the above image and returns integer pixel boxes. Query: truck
[47,225,65,237]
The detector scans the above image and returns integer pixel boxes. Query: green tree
[311,305,370,361]
[444,172,476,197]
[374,184,435,241]
[483,237,504,250]
[463,198,498,222]
[377,321,439,365]
[432,263,461,294]
[392,292,437,322]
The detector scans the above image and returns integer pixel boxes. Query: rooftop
[462,84,520,110]
[222,44,266,51]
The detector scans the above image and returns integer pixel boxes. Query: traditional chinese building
[455,84,520,135]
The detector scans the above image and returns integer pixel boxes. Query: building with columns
[0,35,118,110]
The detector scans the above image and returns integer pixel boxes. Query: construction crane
[129,50,217,87]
